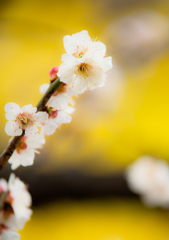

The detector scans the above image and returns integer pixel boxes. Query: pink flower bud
[49,66,59,81]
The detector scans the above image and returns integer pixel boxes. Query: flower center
[72,45,88,58]
[16,136,28,154]
[77,63,92,79]
[19,116,28,125]
[16,113,32,130]
[46,107,59,119]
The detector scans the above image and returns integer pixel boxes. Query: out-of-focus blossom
[58,30,113,94]
[5,103,48,136]
[8,133,45,170]
[104,11,169,66]
[0,174,32,234]
[126,155,169,208]
[42,106,75,135]
[0,226,20,240]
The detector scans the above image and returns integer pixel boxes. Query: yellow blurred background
[1,0,169,239]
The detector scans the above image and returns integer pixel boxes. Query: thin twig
[0,78,62,171]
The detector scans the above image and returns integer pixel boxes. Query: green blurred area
[1,0,169,239]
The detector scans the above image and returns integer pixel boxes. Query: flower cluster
[2,30,112,239]
[126,155,169,208]
[58,30,112,94]
[0,174,32,239]
[4,30,112,170]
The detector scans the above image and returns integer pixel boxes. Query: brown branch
[0,78,62,171]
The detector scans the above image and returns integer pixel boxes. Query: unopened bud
[49,66,59,82]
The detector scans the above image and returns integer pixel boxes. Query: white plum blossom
[0,174,32,231]
[5,103,48,137]
[8,133,45,170]
[62,30,107,59]
[126,155,169,208]
[39,82,75,110]
[42,106,75,136]
[0,227,20,240]
[58,30,113,94]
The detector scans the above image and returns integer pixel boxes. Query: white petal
[33,112,49,127]
[20,149,35,167]
[26,125,39,136]
[26,134,45,148]
[1,230,20,240]
[8,151,21,170]
[71,75,87,94]
[64,106,75,114]
[20,104,37,114]
[101,56,113,72]
[5,121,22,136]
[63,35,75,55]
[56,111,72,124]
[39,84,49,94]
[5,112,16,120]
[85,41,106,58]
[5,103,20,113]
[43,122,59,135]
[49,94,69,110]
[61,53,74,62]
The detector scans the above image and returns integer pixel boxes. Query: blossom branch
[0,78,62,171]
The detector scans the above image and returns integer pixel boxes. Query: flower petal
[5,121,22,136]
[39,84,49,94]
[5,103,20,113]
[20,149,35,167]
[26,125,39,136]
[56,111,72,124]
[5,112,16,120]
[33,112,48,127]
[8,151,22,170]
[49,94,70,110]
[20,104,37,114]
[101,56,113,72]
[43,122,59,135]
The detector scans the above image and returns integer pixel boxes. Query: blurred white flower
[0,174,32,230]
[58,30,112,94]
[0,226,20,240]
[42,106,75,136]
[104,11,169,66]
[5,103,48,136]
[126,155,169,208]
[8,133,45,170]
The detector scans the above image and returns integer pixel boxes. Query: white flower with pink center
[62,30,107,59]
[5,103,48,136]
[39,82,76,110]
[42,106,75,136]
[0,174,32,231]
[58,30,113,94]
[8,133,45,170]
